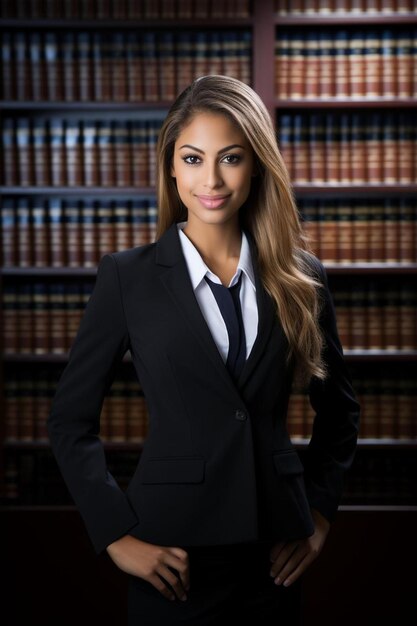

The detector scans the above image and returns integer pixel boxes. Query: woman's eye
[223,154,241,164]
[182,155,201,165]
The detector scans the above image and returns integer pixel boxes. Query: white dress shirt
[176,221,259,364]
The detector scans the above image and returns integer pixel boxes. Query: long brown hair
[155,74,328,387]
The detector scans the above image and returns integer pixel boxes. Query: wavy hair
[155,74,328,387]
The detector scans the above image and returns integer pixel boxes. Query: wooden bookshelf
[0,0,416,513]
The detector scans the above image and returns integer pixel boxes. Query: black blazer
[47,221,360,556]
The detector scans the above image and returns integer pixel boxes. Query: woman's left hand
[269,508,331,587]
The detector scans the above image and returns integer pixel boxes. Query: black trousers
[127,540,304,625]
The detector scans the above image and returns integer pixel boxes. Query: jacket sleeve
[46,253,140,556]
[302,255,361,524]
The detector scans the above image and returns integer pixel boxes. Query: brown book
[366,114,383,183]
[96,199,115,259]
[131,120,149,187]
[398,199,415,263]
[127,31,144,101]
[382,114,398,183]
[368,201,385,263]
[293,115,309,183]
[49,283,66,354]
[98,120,115,186]
[19,377,35,441]
[319,201,338,262]
[365,31,381,97]
[14,32,30,100]
[33,118,50,186]
[62,32,77,101]
[288,33,304,99]
[333,289,350,348]
[63,198,82,267]
[378,380,396,438]
[4,378,19,441]
[50,118,66,187]
[17,284,33,354]
[112,32,128,102]
[114,120,132,187]
[351,202,369,263]
[325,116,341,183]
[339,115,351,183]
[319,32,334,98]
[143,32,159,101]
[29,32,46,100]
[2,286,19,353]
[34,370,50,441]
[44,32,63,100]
[32,197,49,267]
[1,33,14,99]
[2,118,18,185]
[65,118,83,186]
[396,30,413,97]
[114,199,133,251]
[360,377,379,438]
[308,115,324,183]
[383,286,400,349]
[397,379,413,439]
[349,31,365,97]
[92,32,111,101]
[334,30,349,98]
[368,281,383,350]
[398,113,414,183]
[381,30,396,97]
[77,32,93,101]
[81,199,98,267]
[82,120,99,187]
[351,115,366,183]
[338,200,353,263]
[32,282,49,354]
[16,117,33,186]
[275,34,289,99]
[350,284,367,350]
[383,199,400,263]
[1,198,16,267]
[399,284,416,349]
[16,198,32,267]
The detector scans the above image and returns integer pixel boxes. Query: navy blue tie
[204,271,246,381]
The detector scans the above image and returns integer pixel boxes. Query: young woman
[47,75,361,625]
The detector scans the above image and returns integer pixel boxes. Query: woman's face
[170,111,257,228]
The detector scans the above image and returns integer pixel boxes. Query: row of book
[277,113,416,184]
[329,280,416,350]
[341,453,417,505]
[300,198,416,263]
[2,278,416,351]
[275,0,417,15]
[1,197,158,267]
[275,30,417,99]
[2,116,162,188]
[0,0,251,20]
[1,196,416,267]
[2,372,416,441]
[1,30,251,102]
[294,371,416,439]
[2,448,416,505]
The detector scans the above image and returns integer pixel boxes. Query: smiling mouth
[196,195,231,208]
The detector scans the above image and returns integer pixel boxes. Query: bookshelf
[1,0,416,513]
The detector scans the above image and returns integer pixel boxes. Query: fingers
[156,564,188,601]
[270,541,310,586]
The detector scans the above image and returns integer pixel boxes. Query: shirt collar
[176,220,256,290]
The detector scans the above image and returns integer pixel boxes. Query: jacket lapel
[156,222,282,393]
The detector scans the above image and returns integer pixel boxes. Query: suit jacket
[46,221,361,556]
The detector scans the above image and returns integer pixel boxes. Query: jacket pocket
[272,450,304,476]
[139,456,205,484]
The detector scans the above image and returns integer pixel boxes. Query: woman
[47,75,360,625]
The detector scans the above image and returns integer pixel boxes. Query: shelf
[343,350,417,361]
[292,438,417,448]
[276,98,417,109]
[2,263,417,278]
[4,504,416,512]
[274,14,417,26]
[0,101,172,111]
[0,186,156,195]
[3,351,417,363]
[293,184,417,195]
[321,263,417,274]
[3,439,416,451]
[0,17,253,29]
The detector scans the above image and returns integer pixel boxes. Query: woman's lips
[196,195,231,209]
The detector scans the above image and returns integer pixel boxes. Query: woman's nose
[203,163,224,188]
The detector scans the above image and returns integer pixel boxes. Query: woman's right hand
[106,534,190,601]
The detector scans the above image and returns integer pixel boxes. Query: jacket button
[235,409,247,421]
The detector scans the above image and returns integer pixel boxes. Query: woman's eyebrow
[178,144,246,154]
